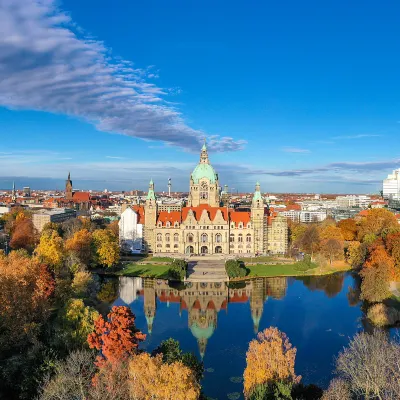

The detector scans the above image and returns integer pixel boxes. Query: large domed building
[119,142,288,256]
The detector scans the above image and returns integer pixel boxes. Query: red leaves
[87,306,145,366]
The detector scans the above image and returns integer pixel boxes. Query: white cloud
[0,0,245,152]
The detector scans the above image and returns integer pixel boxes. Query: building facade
[32,208,77,232]
[383,169,400,200]
[120,143,288,256]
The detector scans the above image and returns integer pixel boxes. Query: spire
[147,179,156,201]
[252,181,262,203]
[68,171,71,180]
[11,181,16,202]
[200,140,209,164]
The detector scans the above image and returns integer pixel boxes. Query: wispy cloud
[282,147,310,153]
[332,134,382,140]
[0,0,245,152]
[106,156,126,159]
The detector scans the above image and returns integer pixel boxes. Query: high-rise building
[383,169,400,200]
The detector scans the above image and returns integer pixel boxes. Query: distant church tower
[66,172,73,200]
[11,181,17,202]
[168,177,171,197]
[251,182,265,255]
[144,179,157,253]
[143,278,156,334]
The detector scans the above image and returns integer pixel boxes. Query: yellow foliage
[71,271,93,297]
[319,225,344,242]
[243,327,300,398]
[92,229,120,268]
[35,230,64,268]
[128,353,200,400]
[65,229,93,264]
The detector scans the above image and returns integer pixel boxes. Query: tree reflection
[299,274,344,298]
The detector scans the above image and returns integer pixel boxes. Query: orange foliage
[243,327,300,398]
[87,306,145,366]
[338,219,358,241]
[385,232,400,270]
[65,229,93,264]
[358,209,398,240]
[319,225,344,242]
[10,218,36,251]
[0,251,54,349]
[107,220,119,238]
[128,353,201,400]
[365,241,396,279]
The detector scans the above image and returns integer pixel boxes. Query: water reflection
[297,274,345,298]
[118,276,287,357]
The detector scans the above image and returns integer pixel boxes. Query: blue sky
[1,0,400,193]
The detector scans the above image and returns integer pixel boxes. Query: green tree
[92,229,120,268]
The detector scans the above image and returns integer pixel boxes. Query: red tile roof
[132,205,145,224]
[72,192,91,202]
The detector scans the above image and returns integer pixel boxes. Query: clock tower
[187,142,220,207]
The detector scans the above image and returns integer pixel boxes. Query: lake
[112,273,364,399]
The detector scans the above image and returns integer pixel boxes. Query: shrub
[367,303,400,327]
[225,260,247,278]
[168,259,187,281]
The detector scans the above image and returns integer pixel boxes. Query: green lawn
[117,263,171,278]
[239,256,288,263]
[243,262,351,278]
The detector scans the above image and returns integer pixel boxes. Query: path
[186,258,228,282]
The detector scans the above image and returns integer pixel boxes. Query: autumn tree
[65,228,93,265]
[129,353,201,400]
[40,350,96,400]
[243,327,300,399]
[358,208,398,241]
[152,338,204,383]
[319,225,344,242]
[288,222,307,245]
[338,219,358,241]
[299,226,320,259]
[10,218,36,252]
[335,330,400,399]
[107,220,119,238]
[35,229,64,269]
[92,229,120,268]
[360,264,391,303]
[0,251,54,351]
[87,306,145,366]
[320,239,343,265]
[385,232,400,273]
[322,379,351,400]
[54,299,99,351]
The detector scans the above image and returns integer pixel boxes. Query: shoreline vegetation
[100,255,353,279]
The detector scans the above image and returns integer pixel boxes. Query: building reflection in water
[118,276,288,357]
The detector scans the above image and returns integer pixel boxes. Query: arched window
[246,243,251,248]
[165,233,170,242]
[157,221,162,227]
[215,233,222,243]
[157,233,162,242]
[174,233,179,242]
[187,233,194,243]
[239,222,243,229]
[246,234,251,242]
[166,221,171,228]
[238,234,243,243]
[166,244,170,248]
[157,243,162,248]
[230,234,234,243]
[247,223,251,228]
[174,244,178,248]
[174,222,179,228]
[201,233,208,243]
[238,244,243,249]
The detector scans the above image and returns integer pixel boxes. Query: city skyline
[2,1,400,193]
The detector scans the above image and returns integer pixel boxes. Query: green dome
[191,163,218,184]
[190,322,215,340]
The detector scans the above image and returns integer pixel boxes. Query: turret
[251,182,265,254]
[144,179,157,253]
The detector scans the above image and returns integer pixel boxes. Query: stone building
[120,143,288,256]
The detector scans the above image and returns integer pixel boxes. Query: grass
[241,260,352,278]
[116,263,171,278]
[238,256,289,263]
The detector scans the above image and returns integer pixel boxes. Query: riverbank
[106,258,352,279]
